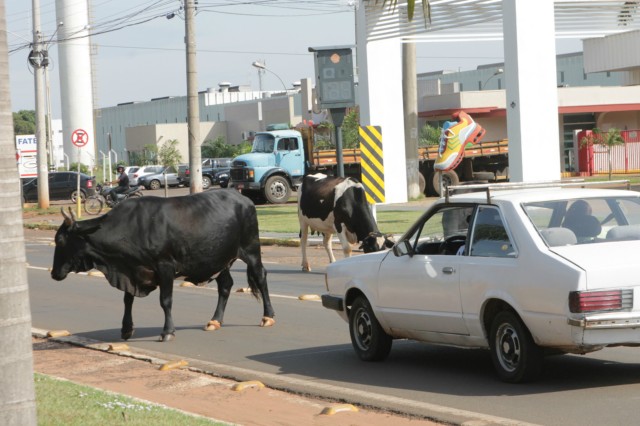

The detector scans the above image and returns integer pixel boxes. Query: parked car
[178,158,232,189]
[22,171,97,203]
[322,181,640,383]
[129,165,164,186]
[214,169,230,188]
[137,166,181,190]
[123,166,139,177]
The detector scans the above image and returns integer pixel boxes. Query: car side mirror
[393,240,413,258]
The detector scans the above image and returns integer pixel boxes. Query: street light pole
[481,68,504,90]
[185,0,202,193]
[252,61,287,92]
[255,59,264,92]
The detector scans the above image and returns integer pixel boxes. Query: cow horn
[61,207,76,226]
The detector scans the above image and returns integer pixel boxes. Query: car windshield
[523,196,640,246]
[252,134,275,153]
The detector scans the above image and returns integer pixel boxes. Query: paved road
[25,231,640,426]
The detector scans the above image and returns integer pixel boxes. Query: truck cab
[230,128,305,204]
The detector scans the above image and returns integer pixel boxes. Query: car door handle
[442,266,455,274]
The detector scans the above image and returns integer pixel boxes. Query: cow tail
[241,203,266,301]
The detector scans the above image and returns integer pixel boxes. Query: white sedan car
[322,182,640,383]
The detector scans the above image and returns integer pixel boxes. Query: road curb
[32,328,539,426]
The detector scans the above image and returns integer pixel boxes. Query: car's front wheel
[149,179,161,190]
[349,296,392,362]
[489,311,543,383]
[202,176,212,190]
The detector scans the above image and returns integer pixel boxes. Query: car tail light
[186,169,190,176]
[569,289,633,313]
[87,180,93,188]
[134,173,139,178]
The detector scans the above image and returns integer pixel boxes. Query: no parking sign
[71,129,89,147]
[71,128,89,216]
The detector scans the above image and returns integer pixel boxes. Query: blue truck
[229,126,307,204]
[230,123,510,203]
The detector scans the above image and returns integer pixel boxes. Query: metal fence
[592,130,640,174]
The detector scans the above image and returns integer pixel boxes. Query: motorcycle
[84,183,144,215]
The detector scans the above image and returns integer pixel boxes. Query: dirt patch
[33,337,438,426]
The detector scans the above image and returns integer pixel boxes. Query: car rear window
[523,196,640,246]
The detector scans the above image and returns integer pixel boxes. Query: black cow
[297,173,394,272]
[51,190,275,342]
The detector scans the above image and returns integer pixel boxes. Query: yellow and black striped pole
[359,126,384,204]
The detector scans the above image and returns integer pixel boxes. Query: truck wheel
[429,170,459,196]
[264,176,291,204]
[418,172,426,194]
[473,172,495,181]
[202,176,212,190]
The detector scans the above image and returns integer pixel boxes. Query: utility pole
[185,0,202,193]
[403,42,421,199]
[30,0,50,207]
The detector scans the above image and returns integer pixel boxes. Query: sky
[6,0,582,118]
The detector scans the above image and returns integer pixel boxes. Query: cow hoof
[204,320,221,331]
[260,317,275,327]
[121,330,134,341]
[302,267,311,272]
[159,334,175,342]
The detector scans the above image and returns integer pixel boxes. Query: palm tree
[580,128,626,180]
[382,0,431,24]
[0,4,38,425]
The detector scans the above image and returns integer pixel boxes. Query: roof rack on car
[444,179,631,204]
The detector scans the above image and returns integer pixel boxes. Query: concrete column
[55,0,96,169]
[356,3,408,203]
[502,0,561,182]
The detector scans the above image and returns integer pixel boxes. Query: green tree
[381,0,430,24]
[419,123,441,147]
[158,139,183,168]
[69,162,90,174]
[0,6,38,424]
[236,141,253,155]
[314,121,334,150]
[580,128,625,180]
[342,108,360,149]
[310,109,360,150]
[143,144,158,164]
[13,109,36,134]
[201,136,237,158]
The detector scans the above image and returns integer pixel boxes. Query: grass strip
[35,373,226,426]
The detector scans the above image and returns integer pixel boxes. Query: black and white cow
[51,190,275,342]
[298,173,394,272]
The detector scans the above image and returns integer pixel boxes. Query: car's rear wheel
[149,180,161,190]
[70,190,86,203]
[349,296,392,362]
[489,311,543,383]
